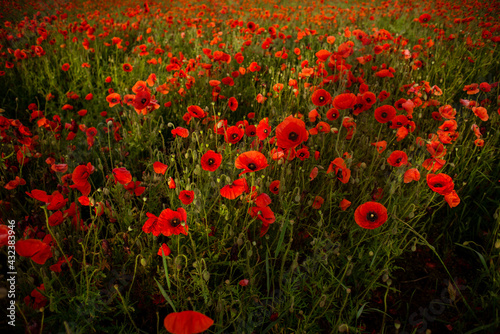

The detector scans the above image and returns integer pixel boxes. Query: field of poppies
[0,0,499,333]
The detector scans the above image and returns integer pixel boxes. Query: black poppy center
[248,163,257,170]
[381,112,387,118]
[354,103,363,110]
[366,97,372,103]
[171,218,181,227]
[443,127,449,131]
[319,96,325,102]
[141,98,147,104]
[264,129,268,133]
[395,157,402,164]
[434,183,442,188]
[336,168,343,179]
[288,131,299,141]
[231,133,238,140]
[208,158,215,165]
[367,211,378,222]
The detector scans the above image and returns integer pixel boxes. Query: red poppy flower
[404,168,420,183]
[256,118,272,140]
[444,190,460,208]
[315,49,332,62]
[422,157,446,172]
[143,212,161,236]
[201,150,222,171]
[187,105,206,118]
[354,202,388,229]
[0,224,10,247]
[426,141,446,158]
[326,158,351,183]
[222,77,234,86]
[245,125,257,137]
[269,144,283,157]
[479,82,491,93]
[426,173,454,195]
[164,311,213,334]
[224,125,244,144]
[362,91,376,105]
[374,105,396,123]
[113,167,132,185]
[106,93,121,108]
[235,151,268,176]
[308,109,320,123]
[389,115,409,129]
[153,162,168,175]
[256,93,267,103]
[124,181,145,196]
[438,105,456,120]
[133,90,151,111]
[352,95,369,116]
[398,127,410,143]
[438,120,457,133]
[326,108,340,121]
[255,193,272,208]
[311,89,332,107]
[71,163,94,195]
[24,284,48,310]
[248,61,261,72]
[122,63,133,72]
[333,93,356,110]
[340,199,351,211]
[375,69,394,78]
[4,176,26,190]
[47,192,68,210]
[179,190,194,205]
[418,14,431,23]
[15,238,53,265]
[228,97,238,111]
[220,178,248,199]
[269,180,280,194]
[312,196,324,209]
[172,127,189,138]
[472,107,489,121]
[296,147,310,161]
[50,255,73,273]
[387,150,408,167]
[61,63,70,71]
[276,115,308,149]
[378,90,390,102]
[78,196,90,207]
[168,177,176,189]
[248,205,276,226]
[371,141,387,154]
[48,210,64,226]
[158,243,171,257]
[310,167,318,181]
[158,208,188,236]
